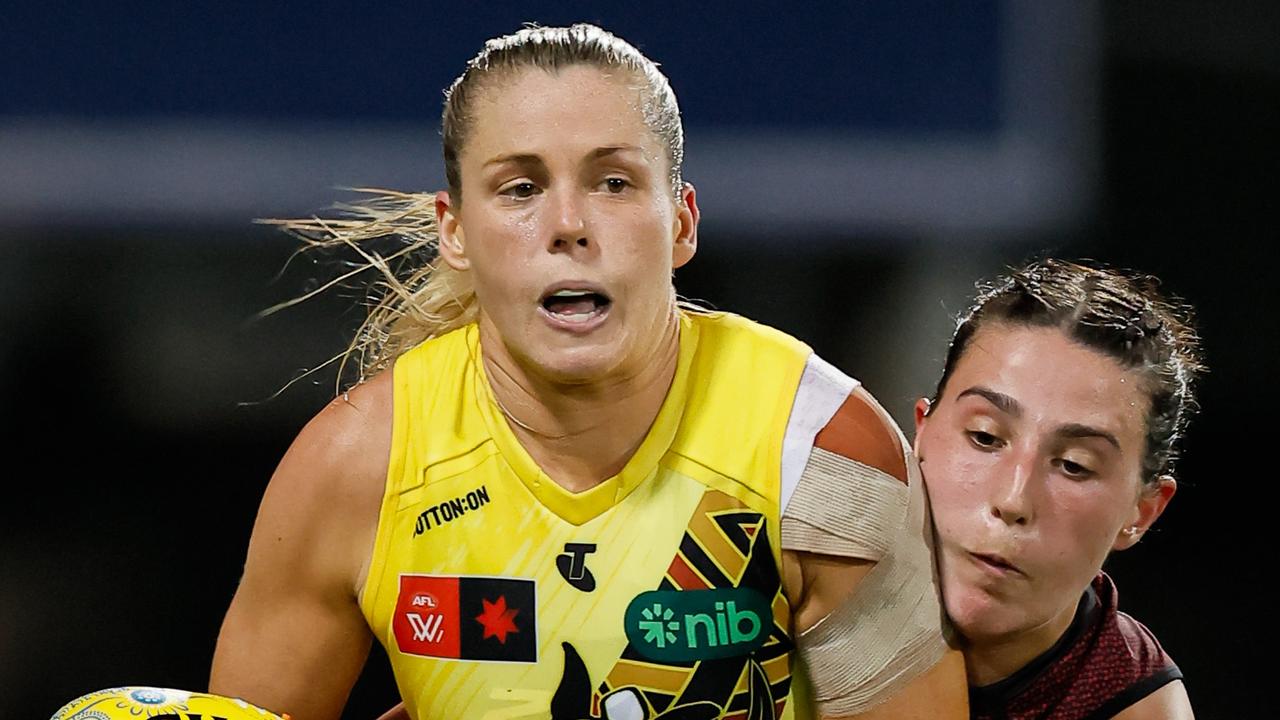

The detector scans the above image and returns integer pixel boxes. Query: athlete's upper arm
[782,383,966,719]
[1110,680,1195,720]
[210,374,393,720]
[781,385,914,625]
[824,648,968,720]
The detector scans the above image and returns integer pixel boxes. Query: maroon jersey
[969,573,1182,720]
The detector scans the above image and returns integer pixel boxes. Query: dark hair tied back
[933,259,1205,483]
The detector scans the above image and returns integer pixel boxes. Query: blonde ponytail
[260,188,477,389]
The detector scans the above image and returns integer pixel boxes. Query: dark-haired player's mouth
[970,552,1026,577]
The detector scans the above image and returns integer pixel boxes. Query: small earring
[1123,526,1142,537]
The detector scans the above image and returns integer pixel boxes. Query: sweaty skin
[914,323,1189,718]
[212,66,965,720]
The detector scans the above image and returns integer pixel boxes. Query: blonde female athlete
[201,23,964,720]
[913,259,1199,719]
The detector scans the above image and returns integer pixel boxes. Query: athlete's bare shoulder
[298,370,396,495]
[814,384,908,483]
[211,370,396,716]
[247,369,395,596]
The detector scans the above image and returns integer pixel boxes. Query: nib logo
[637,602,680,647]
[624,589,771,661]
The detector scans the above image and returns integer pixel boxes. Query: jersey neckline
[968,574,1106,711]
[468,313,699,526]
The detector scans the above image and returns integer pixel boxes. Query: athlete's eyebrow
[956,386,1021,417]
[589,144,645,160]
[482,146,645,170]
[1056,423,1122,451]
[482,153,544,169]
[959,387,1123,450]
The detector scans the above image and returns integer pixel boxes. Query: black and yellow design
[363,313,816,719]
[573,490,794,720]
[553,642,781,720]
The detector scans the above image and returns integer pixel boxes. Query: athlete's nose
[548,189,589,252]
[990,452,1035,526]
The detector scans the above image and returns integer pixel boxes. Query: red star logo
[475,595,520,643]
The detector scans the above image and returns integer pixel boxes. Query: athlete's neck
[963,594,1079,687]
[479,310,682,493]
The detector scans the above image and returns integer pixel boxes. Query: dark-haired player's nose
[989,455,1035,527]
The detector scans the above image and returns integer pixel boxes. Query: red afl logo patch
[392,574,538,662]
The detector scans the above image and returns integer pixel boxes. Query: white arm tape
[781,448,950,715]
[782,447,907,561]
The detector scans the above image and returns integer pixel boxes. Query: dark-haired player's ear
[911,398,933,457]
[1114,475,1176,551]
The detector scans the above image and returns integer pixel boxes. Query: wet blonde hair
[263,24,684,389]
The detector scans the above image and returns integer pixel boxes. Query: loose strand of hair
[260,188,476,394]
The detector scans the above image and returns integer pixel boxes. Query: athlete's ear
[436,191,469,271]
[1113,475,1176,551]
[912,398,933,456]
[672,182,698,270]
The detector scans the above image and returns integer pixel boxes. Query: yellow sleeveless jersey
[360,312,817,720]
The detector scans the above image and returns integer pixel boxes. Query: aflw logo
[393,573,538,662]
[406,591,444,642]
[407,612,445,643]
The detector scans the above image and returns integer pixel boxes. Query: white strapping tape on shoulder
[780,353,860,515]
[781,440,949,714]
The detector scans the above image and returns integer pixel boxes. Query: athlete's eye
[603,177,629,193]
[501,182,540,199]
[1055,458,1095,479]
[967,430,1002,450]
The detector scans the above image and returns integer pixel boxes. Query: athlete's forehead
[460,66,664,171]
[480,144,649,171]
[942,324,1148,450]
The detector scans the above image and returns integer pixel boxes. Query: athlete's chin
[519,321,635,380]
[947,587,1043,645]
[953,614,1026,647]
[526,344,629,386]
[944,579,1020,637]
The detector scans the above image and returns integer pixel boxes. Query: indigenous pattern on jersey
[969,573,1183,720]
[358,312,866,720]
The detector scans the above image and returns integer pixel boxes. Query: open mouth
[540,288,612,323]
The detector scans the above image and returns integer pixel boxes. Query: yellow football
[50,686,287,720]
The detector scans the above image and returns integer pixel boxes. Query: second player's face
[914,324,1155,648]
[443,65,695,385]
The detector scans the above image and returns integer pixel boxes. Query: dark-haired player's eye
[966,430,1002,450]
[1056,458,1095,479]
[604,177,629,193]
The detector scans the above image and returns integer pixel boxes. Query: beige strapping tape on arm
[781,447,950,715]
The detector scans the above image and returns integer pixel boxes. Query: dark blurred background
[1,1,1273,717]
